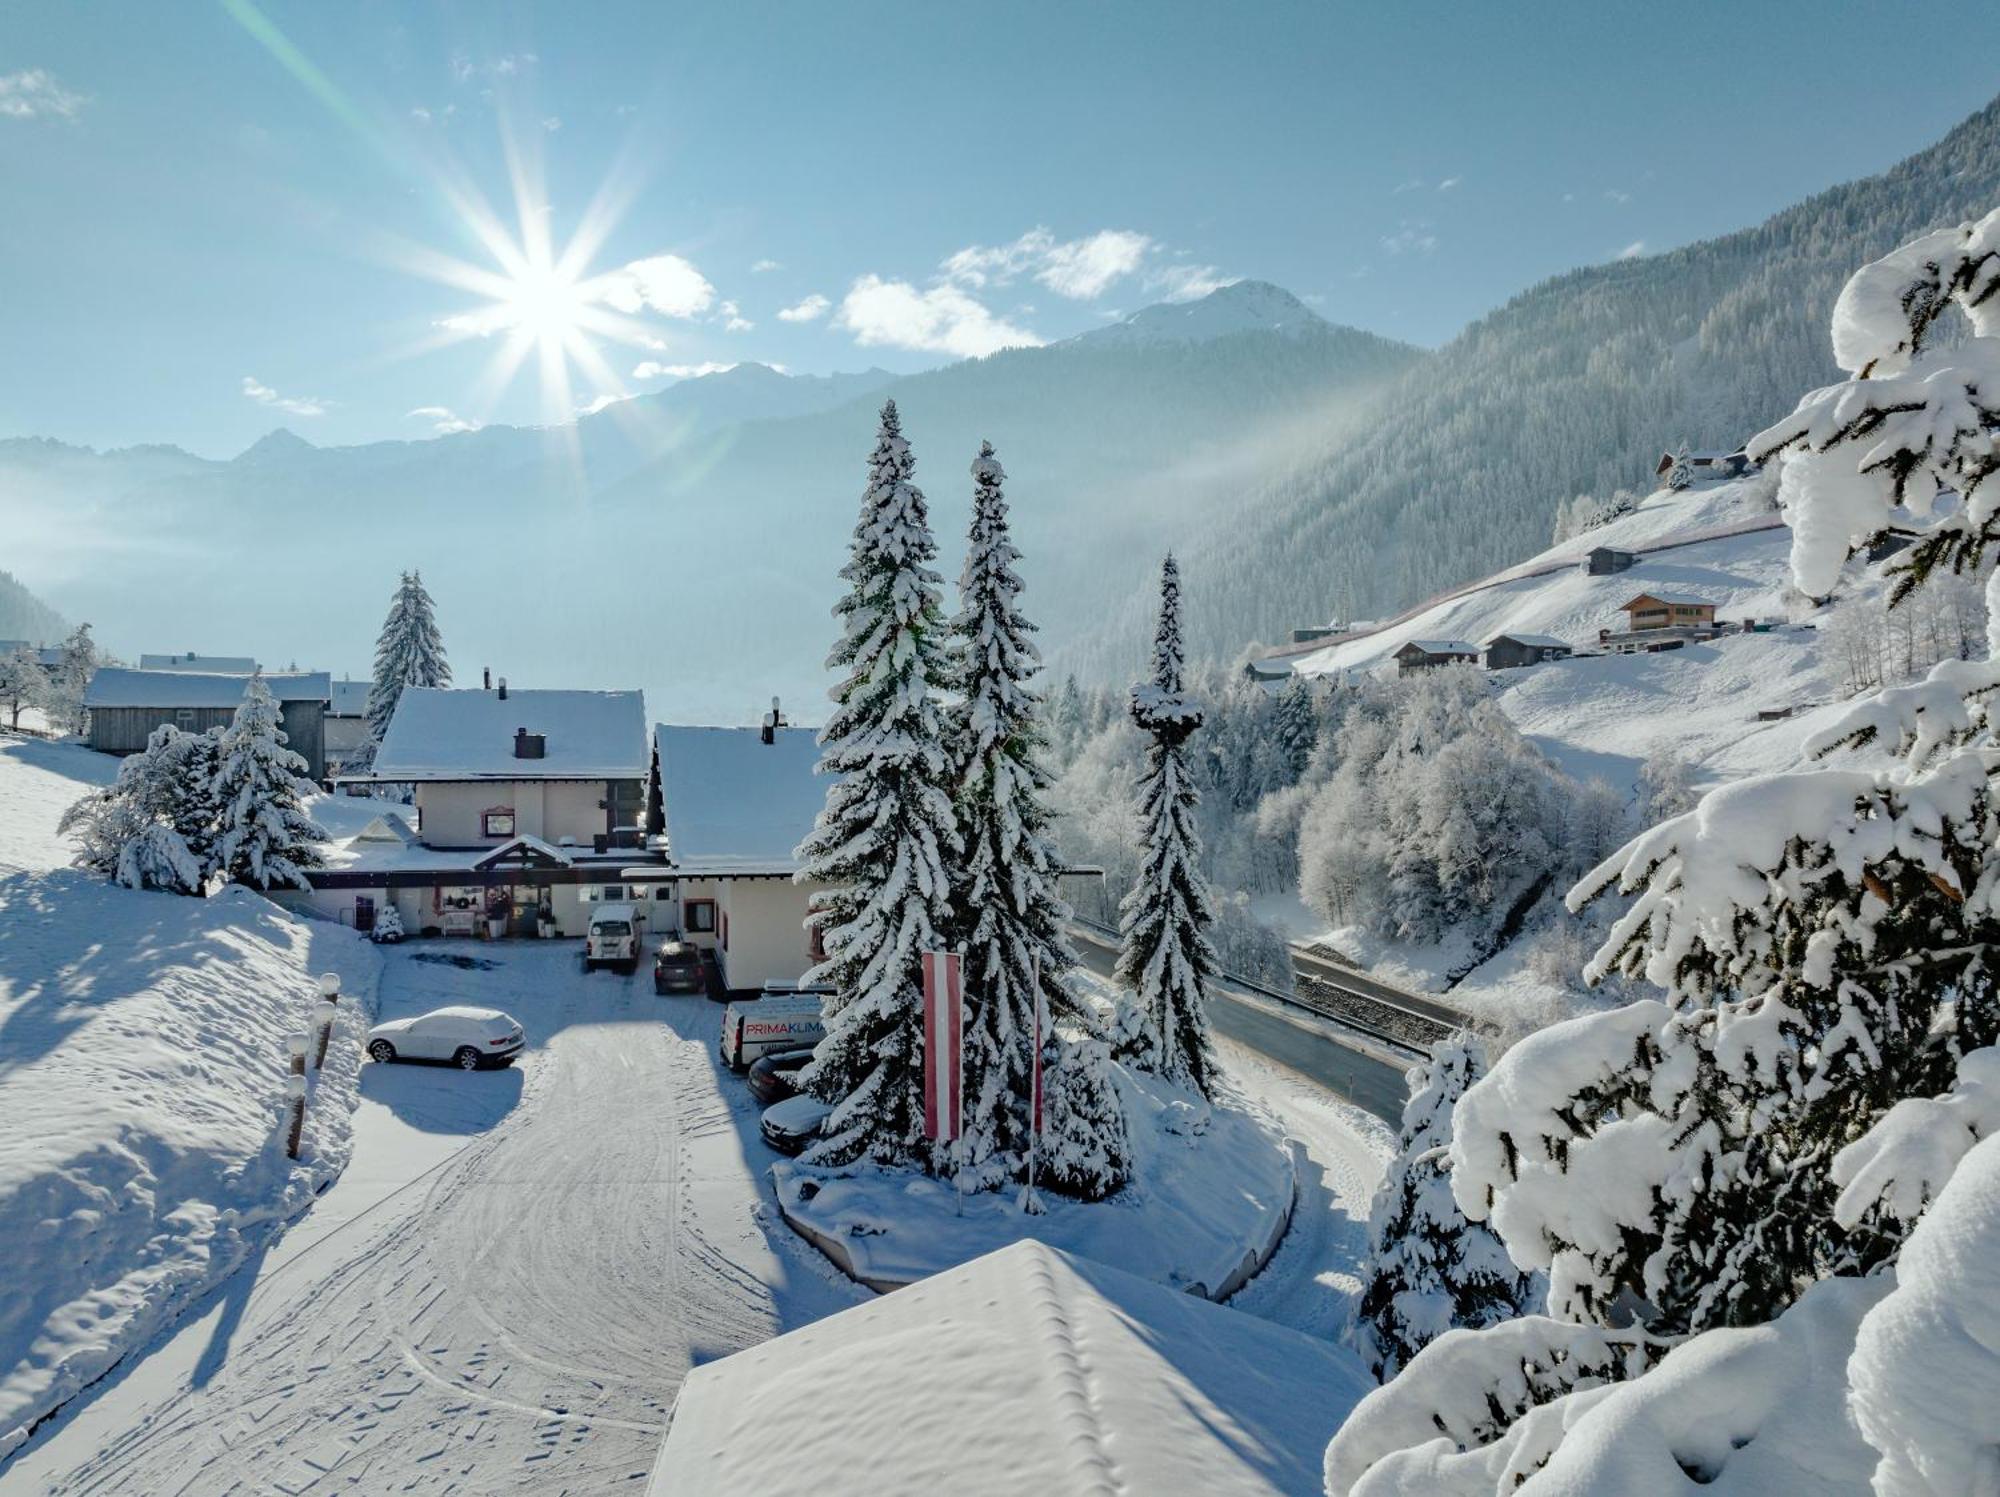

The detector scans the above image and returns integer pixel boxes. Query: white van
[584,902,644,973]
[720,993,826,1071]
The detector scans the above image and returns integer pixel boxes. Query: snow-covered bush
[1113,555,1222,1097]
[1357,1037,1531,1379]
[370,902,405,943]
[1325,206,2000,1497]
[947,440,1125,1195]
[212,675,327,890]
[796,401,963,1172]
[59,723,219,894]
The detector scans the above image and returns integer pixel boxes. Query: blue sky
[2,1,1995,458]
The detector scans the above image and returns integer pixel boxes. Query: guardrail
[1068,914,1433,1058]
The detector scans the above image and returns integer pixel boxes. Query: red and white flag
[921,950,963,1143]
[1030,952,1045,1137]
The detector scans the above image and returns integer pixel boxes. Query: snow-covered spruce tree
[58,725,211,894]
[1113,555,1222,1097]
[211,675,327,890]
[947,441,1127,1197]
[1322,209,2000,1497]
[795,401,963,1172]
[1272,673,1319,784]
[1358,1035,1532,1380]
[365,570,450,740]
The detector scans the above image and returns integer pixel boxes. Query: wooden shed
[1484,633,1574,670]
[1393,639,1480,675]
[82,668,331,779]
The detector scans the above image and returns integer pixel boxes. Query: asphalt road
[1288,945,1474,1031]
[1069,930,1410,1124]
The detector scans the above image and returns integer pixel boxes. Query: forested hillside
[1056,94,2000,681]
[0,571,64,645]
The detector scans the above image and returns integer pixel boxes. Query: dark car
[653,940,706,996]
[746,1045,815,1107]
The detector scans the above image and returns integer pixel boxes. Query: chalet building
[1484,633,1573,670]
[138,651,260,673]
[1655,449,1756,483]
[1394,639,1480,675]
[284,684,655,938]
[323,678,373,774]
[81,667,331,778]
[1584,546,1638,576]
[620,721,829,991]
[0,642,65,671]
[1600,592,1720,654]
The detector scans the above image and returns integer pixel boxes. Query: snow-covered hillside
[0,739,380,1458]
[1291,476,1855,795]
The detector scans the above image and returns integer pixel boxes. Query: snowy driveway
[8,941,863,1494]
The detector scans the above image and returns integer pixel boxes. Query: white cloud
[1604,188,1632,205]
[406,405,482,435]
[834,275,1040,358]
[1437,176,1462,192]
[750,258,782,274]
[941,227,1153,301]
[574,391,630,416]
[599,253,715,319]
[1392,177,1425,195]
[1616,240,1647,261]
[1380,224,1439,257]
[1145,262,1234,302]
[0,69,86,120]
[633,360,736,381]
[242,376,328,418]
[541,115,562,133]
[777,293,831,323]
[718,299,753,332]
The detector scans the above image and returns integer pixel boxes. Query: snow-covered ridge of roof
[83,667,331,709]
[372,687,648,781]
[329,679,370,716]
[649,1239,1369,1497]
[138,652,259,674]
[1402,638,1480,655]
[1624,590,1714,608]
[1487,632,1572,649]
[654,723,823,873]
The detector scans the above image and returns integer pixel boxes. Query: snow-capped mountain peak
[1079,280,1324,347]
[234,427,316,464]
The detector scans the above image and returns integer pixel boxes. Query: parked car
[760,1094,834,1156]
[653,939,705,995]
[746,1044,815,1107]
[719,993,826,1071]
[367,1006,524,1070]
[584,902,643,973]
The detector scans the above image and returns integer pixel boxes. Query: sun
[499,262,591,347]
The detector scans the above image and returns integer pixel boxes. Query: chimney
[761,695,785,746]
[514,727,545,759]
[483,666,492,690]
[498,676,508,701]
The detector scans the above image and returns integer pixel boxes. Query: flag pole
[1022,952,1044,1215]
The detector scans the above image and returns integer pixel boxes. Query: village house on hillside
[1393,639,1480,675]
[82,667,332,778]
[1584,545,1638,576]
[1656,448,1756,485]
[1484,633,1574,670]
[1600,591,1720,654]
[138,651,260,673]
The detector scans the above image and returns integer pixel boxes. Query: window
[602,884,625,902]
[483,807,516,838]
[684,897,716,934]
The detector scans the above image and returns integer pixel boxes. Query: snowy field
[0,740,381,1460]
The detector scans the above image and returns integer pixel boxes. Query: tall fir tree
[795,401,963,1171]
[1359,1035,1532,1380]
[365,570,451,740]
[1114,555,1222,1097]
[1273,673,1319,784]
[948,441,1127,1196]
[212,675,327,890]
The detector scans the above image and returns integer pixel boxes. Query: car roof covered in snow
[653,723,824,875]
[1487,632,1572,649]
[371,687,648,781]
[1400,638,1479,655]
[138,652,261,673]
[650,1239,1370,1497]
[329,678,370,716]
[420,1005,509,1022]
[83,667,332,709]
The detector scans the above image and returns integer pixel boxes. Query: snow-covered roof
[1487,632,1572,650]
[471,834,574,869]
[371,687,648,781]
[82,667,332,709]
[329,678,370,717]
[354,812,419,845]
[1623,591,1714,609]
[138,652,259,674]
[1400,638,1480,656]
[649,1240,1369,1497]
[654,723,824,874]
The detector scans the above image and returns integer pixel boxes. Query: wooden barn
[1393,639,1480,675]
[1584,546,1637,575]
[1484,633,1573,670]
[82,668,331,779]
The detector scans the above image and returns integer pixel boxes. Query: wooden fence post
[285,1034,308,1159]
[312,972,340,1069]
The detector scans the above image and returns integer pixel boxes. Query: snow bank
[0,747,382,1457]
[772,1066,1295,1299]
[653,1239,1373,1497]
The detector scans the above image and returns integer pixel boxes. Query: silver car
[367,1005,525,1070]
